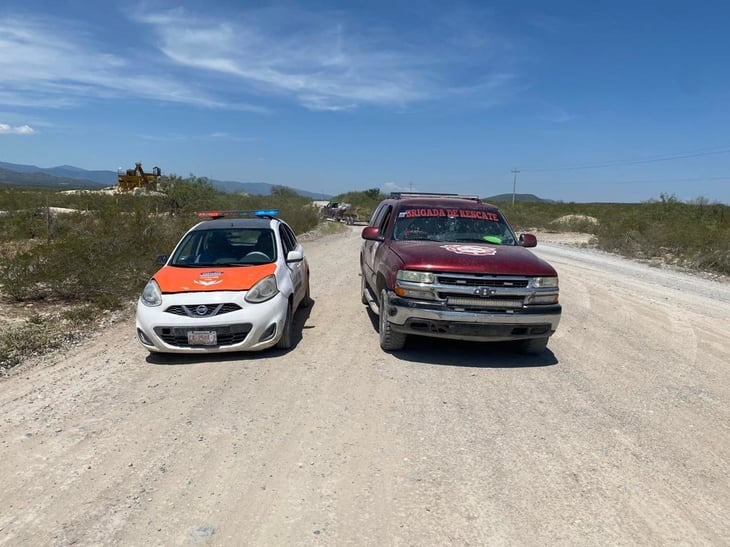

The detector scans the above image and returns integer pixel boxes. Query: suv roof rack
[389,192,481,202]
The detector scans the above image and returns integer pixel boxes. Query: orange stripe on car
[154,263,277,293]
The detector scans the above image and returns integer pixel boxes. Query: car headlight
[245,275,279,303]
[396,270,435,284]
[529,276,559,289]
[141,279,162,307]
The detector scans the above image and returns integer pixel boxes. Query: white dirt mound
[551,214,600,226]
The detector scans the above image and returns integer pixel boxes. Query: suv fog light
[528,294,559,304]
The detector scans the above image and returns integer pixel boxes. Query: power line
[530,175,730,186]
[522,146,730,173]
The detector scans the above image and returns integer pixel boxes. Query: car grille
[446,296,524,309]
[154,324,252,347]
[435,274,529,288]
[431,273,532,311]
[164,303,242,318]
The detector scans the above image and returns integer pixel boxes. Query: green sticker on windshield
[482,235,502,244]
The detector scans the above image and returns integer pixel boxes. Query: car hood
[390,241,557,276]
[154,263,277,293]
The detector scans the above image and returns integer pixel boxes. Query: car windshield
[169,228,277,266]
[393,207,517,245]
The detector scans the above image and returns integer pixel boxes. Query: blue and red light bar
[196,209,280,219]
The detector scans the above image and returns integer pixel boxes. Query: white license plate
[187,330,217,345]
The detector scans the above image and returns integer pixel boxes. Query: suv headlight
[395,270,436,299]
[140,280,162,307]
[529,276,559,289]
[245,275,279,303]
[396,270,435,284]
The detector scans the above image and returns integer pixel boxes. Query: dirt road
[1,227,728,546]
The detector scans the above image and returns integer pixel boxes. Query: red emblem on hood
[440,244,497,256]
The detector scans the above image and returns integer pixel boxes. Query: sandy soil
[1,227,728,546]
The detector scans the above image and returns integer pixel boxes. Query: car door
[279,223,305,302]
[362,204,393,290]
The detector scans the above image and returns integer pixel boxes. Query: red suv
[360,193,561,353]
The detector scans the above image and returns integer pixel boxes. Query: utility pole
[511,168,520,206]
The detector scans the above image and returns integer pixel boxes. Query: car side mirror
[519,234,537,248]
[286,250,304,263]
[361,226,383,241]
[156,254,168,265]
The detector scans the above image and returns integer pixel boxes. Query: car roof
[389,197,501,211]
[189,217,276,232]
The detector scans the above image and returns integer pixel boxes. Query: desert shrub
[0,315,59,370]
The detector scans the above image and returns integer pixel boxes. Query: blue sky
[1,1,730,203]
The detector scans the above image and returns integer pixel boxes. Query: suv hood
[390,241,557,276]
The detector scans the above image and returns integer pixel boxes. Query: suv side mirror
[519,234,537,248]
[361,226,383,241]
[156,254,168,265]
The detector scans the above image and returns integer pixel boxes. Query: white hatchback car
[136,210,311,354]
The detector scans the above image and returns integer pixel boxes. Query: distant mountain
[0,161,331,199]
[0,167,106,189]
[483,193,555,204]
[0,161,115,186]
[210,179,330,200]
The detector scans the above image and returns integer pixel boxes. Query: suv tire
[518,337,549,354]
[378,289,406,351]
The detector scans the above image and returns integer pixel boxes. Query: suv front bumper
[383,291,561,342]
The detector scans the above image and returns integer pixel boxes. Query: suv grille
[446,296,524,309]
[164,303,242,318]
[432,273,533,311]
[436,275,529,288]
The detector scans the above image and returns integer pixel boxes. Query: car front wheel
[378,289,406,351]
[276,302,294,349]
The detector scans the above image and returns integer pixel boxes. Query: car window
[376,205,393,233]
[393,207,516,244]
[279,224,296,254]
[170,228,277,266]
[370,204,389,228]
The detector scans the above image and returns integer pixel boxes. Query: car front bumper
[382,291,561,342]
[135,291,288,354]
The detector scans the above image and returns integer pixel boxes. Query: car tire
[378,289,406,351]
[300,276,312,308]
[276,302,294,350]
[361,275,369,305]
[518,337,549,354]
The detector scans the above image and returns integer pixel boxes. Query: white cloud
[0,123,35,135]
[0,7,519,113]
[383,181,414,193]
[0,15,265,112]
[132,6,517,111]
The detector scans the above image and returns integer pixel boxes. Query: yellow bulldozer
[117,162,162,191]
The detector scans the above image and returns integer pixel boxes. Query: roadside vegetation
[500,194,729,276]
[1,183,727,371]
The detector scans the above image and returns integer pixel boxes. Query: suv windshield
[170,228,277,266]
[393,206,516,245]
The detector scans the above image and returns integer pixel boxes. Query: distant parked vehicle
[321,202,356,224]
